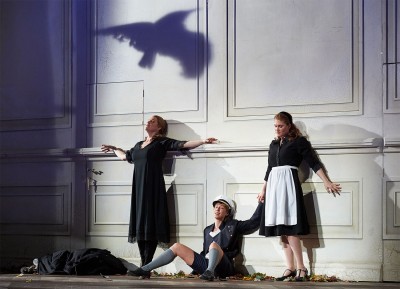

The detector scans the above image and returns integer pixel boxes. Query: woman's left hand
[325,182,342,197]
[204,137,218,144]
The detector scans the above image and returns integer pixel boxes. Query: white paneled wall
[226,0,362,118]
[1,0,399,282]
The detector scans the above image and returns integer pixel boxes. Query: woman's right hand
[257,182,267,203]
[101,144,116,153]
[257,191,265,203]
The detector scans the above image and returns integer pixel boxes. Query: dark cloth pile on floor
[22,248,127,275]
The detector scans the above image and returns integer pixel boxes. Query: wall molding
[384,137,400,153]
[0,137,386,161]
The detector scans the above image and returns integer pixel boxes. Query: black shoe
[275,269,296,281]
[200,269,215,281]
[295,268,308,282]
[20,265,37,274]
[127,267,151,279]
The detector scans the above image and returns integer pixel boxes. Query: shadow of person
[302,189,324,275]
[234,237,249,276]
[295,126,327,275]
[162,119,203,245]
[294,121,384,277]
[97,10,212,78]
[232,199,262,276]
[293,121,322,274]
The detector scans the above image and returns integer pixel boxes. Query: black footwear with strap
[127,267,151,279]
[295,268,308,281]
[275,269,296,281]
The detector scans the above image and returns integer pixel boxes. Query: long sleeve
[296,137,322,173]
[235,202,263,235]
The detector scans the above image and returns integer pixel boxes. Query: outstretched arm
[316,168,341,197]
[182,138,218,149]
[236,202,263,235]
[101,144,127,161]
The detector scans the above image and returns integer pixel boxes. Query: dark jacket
[201,202,263,261]
[38,248,126,275]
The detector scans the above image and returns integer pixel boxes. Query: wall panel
[226,0,362,119]
[383,0,400,113]
[89,81,144,126]
[384,179,400,239]
[90,0,208,125]
[302,181,361,239]
[0,0,397,282]
[168,183,205,237]
[86,160,206,238]
[0,185,71,235]
[0,0,71,131]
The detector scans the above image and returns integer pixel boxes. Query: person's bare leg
[129,243,194,278]
[169,243,196,265]
[287,235,308,279]
[275,235,296,280]
[139,243,194,273]
[281,235,296,271]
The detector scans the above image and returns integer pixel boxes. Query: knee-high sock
[141,249,176,271]
[206,248,220,273]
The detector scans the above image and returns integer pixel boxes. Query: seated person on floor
[128,195,262,281]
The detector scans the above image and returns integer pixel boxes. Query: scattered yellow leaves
[143,271,343,282]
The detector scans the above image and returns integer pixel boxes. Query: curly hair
[275,111,302,141]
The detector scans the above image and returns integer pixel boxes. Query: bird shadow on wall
[97,10,212,79]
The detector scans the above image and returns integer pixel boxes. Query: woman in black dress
[101,115,217,266]
[257,111,341,281]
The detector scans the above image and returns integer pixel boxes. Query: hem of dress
[259,225,310,237]
[128,237,170,248]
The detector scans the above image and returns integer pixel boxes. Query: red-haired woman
[102,115,217,266]
[257,111,341,281]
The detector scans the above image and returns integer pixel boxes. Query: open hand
[204,138,218,144]
[257,192,265,203]
[101,144,116,153]
[325,182,341,197]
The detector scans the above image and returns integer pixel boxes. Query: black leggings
[137,240,158,266]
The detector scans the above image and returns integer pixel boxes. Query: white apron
[265,166,298,226]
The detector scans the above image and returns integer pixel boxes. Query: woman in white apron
[257,111,341,281]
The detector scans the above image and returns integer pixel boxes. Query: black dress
[125,137,186,244]
[259,136,322,237]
